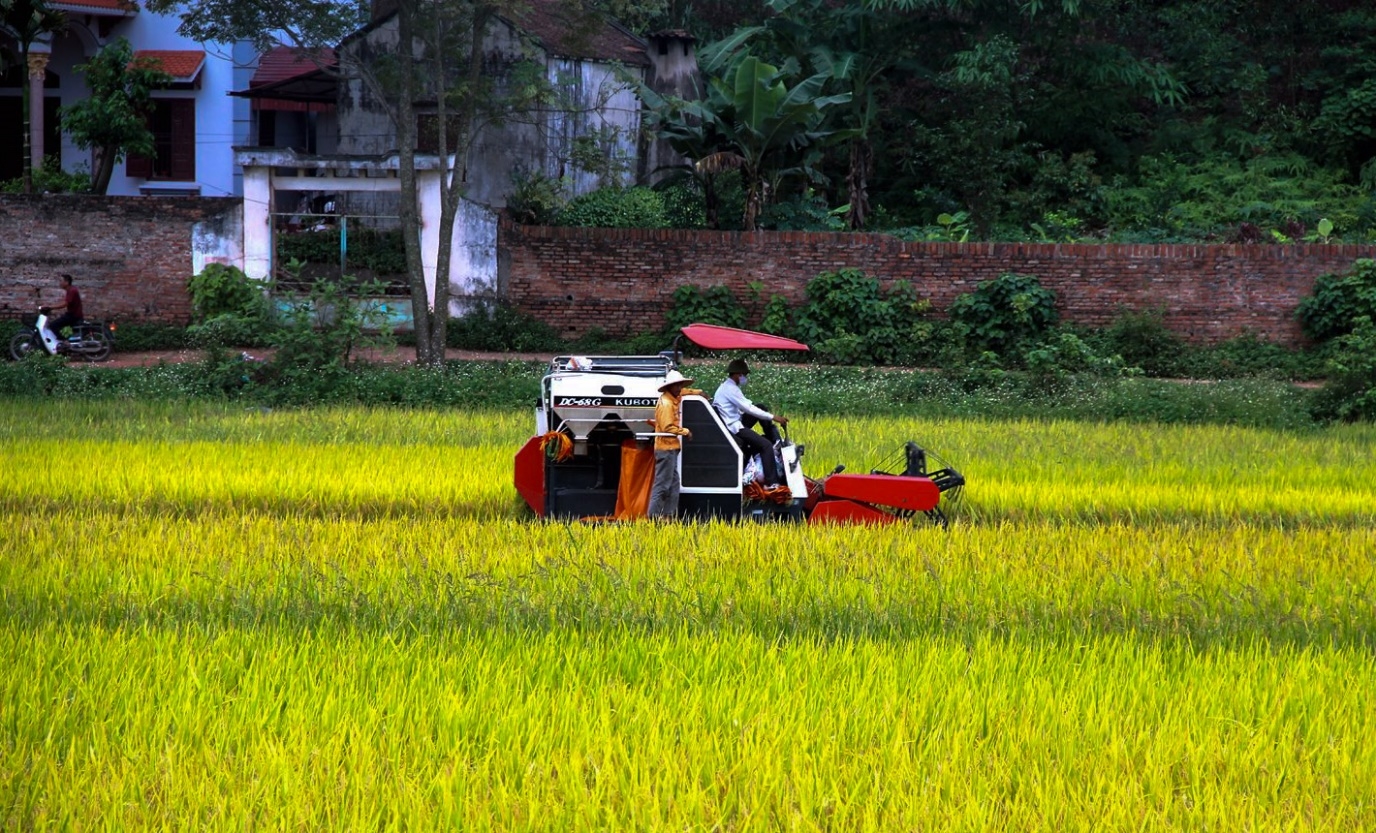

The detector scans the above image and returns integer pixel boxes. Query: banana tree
[640,43,851,231]
[759,0,939,230]
[637,84,733,228]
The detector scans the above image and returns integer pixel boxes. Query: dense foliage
[1298,258,1376,342]
[1296,259,1376,420]
[610,0,1376,242]
[947,272,1059,355]
[276,228,409,278]
[185,263,274,348]
[0,156,91,194]
[554,186,670,229]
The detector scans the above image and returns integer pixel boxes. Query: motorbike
[9,308,115,362]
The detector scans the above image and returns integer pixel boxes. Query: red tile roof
[132,50,206,82]
[250,47,336,87]
[346,1,648,67]
[515,0,649,67]
[51,0,136,12]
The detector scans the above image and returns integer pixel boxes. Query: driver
[44,273,83,341]
[713,359,789,486]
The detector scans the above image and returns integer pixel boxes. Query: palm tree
[1,0,66,193]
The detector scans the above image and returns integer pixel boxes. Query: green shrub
[187,264,266,321]
[561,327,665,355]
[0,156,91,194]
[506,170,567,225]
[0,352,68,394]
[1101,309,1186,377]
[1297,258,1376,343]
[0,318,25,346]
[276,228,407,276]
[188,347,261,398]
[256,272,393,406]
[555,186,669,229]
[187,315,273,350]
[1311,316,1376,422]
[446,301,563,352]
[664,284,746,331]
[758,192,846,231]
[794,269,935,365]
[759,294,793,336]
[659,181,707,229]
[948,272,1059,357]
[109,322,189,351]
[186,264,275,348]
[1186,334,1317,380]
[1022,331,1134,384]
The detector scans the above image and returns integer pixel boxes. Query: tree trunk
[846,138,871,231]
[428,4,490,362]
[92,145,117,195]
[395,0,439,364]
[703,172,720,229]
[743,172,761,231]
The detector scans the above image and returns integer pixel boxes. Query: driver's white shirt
[712,377,773,433]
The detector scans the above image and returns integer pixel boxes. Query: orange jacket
[653,388,700,451]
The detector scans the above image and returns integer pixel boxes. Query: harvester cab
[513,324,964,525]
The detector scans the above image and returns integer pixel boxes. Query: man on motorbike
[44,274,84,340]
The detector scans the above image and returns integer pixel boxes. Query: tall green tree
[59,39,170,195]
[0,0,66,194]
[757,0,922,229]
[907,35,1031,235]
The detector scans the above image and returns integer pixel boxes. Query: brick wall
[7,200,1374,348]
[499,219,1376,346]
[0,194,241,325]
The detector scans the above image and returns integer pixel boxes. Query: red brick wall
[0,194,240,325]
[499,219,1376,345]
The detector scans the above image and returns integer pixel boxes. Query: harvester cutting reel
[804,442,966,528]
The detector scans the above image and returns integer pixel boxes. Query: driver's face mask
[739,375,748,387]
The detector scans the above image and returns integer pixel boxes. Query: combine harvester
[514,324,965,525]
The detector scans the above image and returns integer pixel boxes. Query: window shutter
[169,99,196,181]
[127,151,152,179]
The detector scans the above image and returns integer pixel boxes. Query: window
[127,98,196,181]
[258,110,277,146]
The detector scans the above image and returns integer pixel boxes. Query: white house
[231,0,696,313]
[1,0,254,196]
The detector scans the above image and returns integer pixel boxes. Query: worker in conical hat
[648,370,700,519]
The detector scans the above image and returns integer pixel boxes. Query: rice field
[3,399,1375,830]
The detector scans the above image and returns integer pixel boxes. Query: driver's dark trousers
[47,313,80,339]
[733,414,783,485]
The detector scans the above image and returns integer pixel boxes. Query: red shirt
[64,286,82,320]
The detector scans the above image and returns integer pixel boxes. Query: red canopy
[680,323,810,352]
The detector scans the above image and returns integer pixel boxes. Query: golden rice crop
[6,622,1373,830]
[2,400,1374,830]
[3,401,1374,524]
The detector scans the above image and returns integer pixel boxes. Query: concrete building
[1,0,255,196]
[233,1,697,313]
